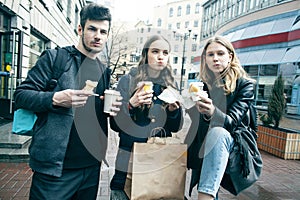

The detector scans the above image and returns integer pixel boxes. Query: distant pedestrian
[109,35,183,200]
[185,36,257,200]
[14,3,121,200]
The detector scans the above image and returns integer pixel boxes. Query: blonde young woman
[185,36,256,200]
[109,35,183,200]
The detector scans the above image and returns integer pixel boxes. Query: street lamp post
[178,30,191,94]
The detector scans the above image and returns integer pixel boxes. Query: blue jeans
[198,127,234,198]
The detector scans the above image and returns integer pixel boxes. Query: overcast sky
[114,0,166,22]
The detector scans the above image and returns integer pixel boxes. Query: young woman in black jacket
[109,35,183,200]
[185,36,256,200]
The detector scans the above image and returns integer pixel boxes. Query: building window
[192,44,197,52]
[173,57,178,64]
[177,6,182,16]
[56,0,63,12]
[74,5,79,34]
[29,33,47,69]
[141,28,144,33]
[186,4,191,15]
[168,24,172,30]
[279,63,297,77]
[173,68,177,75]
[244,65,259,76]
[66,0,72,24]
[148,27,151,32]
[188,72,199,79]
[260,65,278,76]
[185,21,189,28]
[139,37,143,44]
[30,35,45,55]
[157,18,162,27]
[193,20,199,27]
[169,8,173,17]
[0,12,10,31]
[195,3,200,14]
[176,22,181,29]
[130,54,138,62]
[174,45,179,52]
[190,56,194,63]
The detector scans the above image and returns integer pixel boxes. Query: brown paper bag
[127,136,187,200]
[124,154,133,198]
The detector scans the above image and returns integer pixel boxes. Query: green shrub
[260,73,285,128]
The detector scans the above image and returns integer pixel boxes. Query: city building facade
[152,0,205,91]
[200,0,300,114]
[0,0,87,119]
[3,0,298,119]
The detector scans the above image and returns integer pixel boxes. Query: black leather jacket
[14,46,110,177]
[184,78,255,169]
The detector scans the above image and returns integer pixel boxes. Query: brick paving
[1,113,300,200]
[1,151,300,200]
[0,163,31,200]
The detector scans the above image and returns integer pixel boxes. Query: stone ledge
[0,123,32,149]
[0,147,29,162]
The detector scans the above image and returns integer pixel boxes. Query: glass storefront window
[29,34,46,69]
[279,63,297,77]
[30,34,45,53]
[0,12,10,31]
[260,65,278,76]
[244,65,259,76]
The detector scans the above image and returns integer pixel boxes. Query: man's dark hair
[80,3,112,33]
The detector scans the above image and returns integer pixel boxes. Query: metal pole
[10,30,16,114]
[179,30,191,94]
[17,31,24,86]
[255,65,261,106]
[179,34,186,94]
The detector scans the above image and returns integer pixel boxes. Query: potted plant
[257,74,300,159]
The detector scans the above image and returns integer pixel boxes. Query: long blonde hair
[200,35,253,94]
[132,35,175,91]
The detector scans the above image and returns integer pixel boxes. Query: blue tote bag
[12,47,69,136]
[12,109,37,136]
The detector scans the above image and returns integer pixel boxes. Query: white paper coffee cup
[104,89,121,114]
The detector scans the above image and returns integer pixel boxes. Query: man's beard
[82,33,102,54]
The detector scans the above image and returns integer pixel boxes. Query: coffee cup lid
[105,89,120,95]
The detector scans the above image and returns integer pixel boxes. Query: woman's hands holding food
[129,83,153,108]
[195,94,215,119]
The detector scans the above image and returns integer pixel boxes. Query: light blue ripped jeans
[198,127,234,198]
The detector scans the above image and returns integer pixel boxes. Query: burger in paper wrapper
[189,82,208,101]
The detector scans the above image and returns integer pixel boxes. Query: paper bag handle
[150,127,166,138]
[148,127,167,144]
